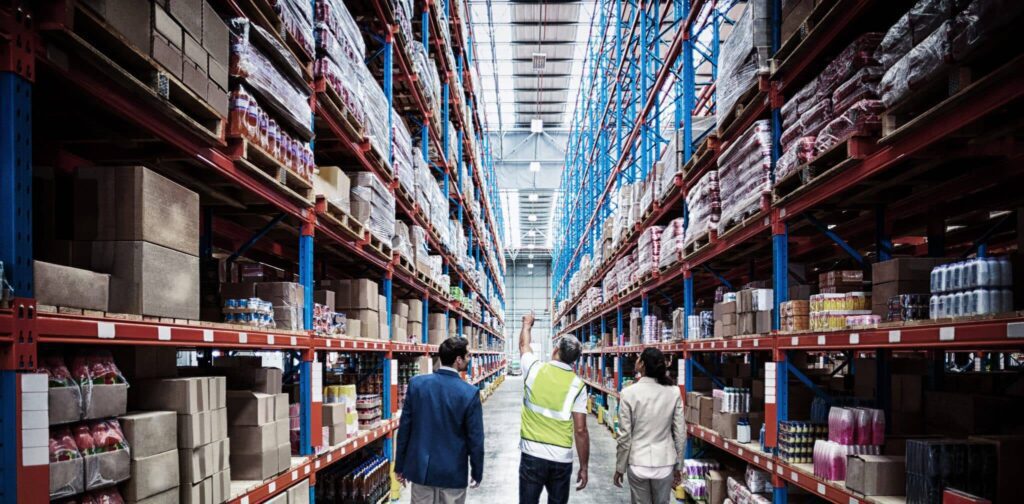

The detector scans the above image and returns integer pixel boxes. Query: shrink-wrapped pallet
[879,21,952,108]
[682,170,720,248]
[717,121,771,234]
[637,226,663,277]
[716,0,770,127]
[814,99,883,156]
[658,218,685,270]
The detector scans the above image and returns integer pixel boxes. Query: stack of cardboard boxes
[323,278,385,340]
[66,166,200,319]
[256,282,305,331]
[684,391,715,429]
[322,388,358,446]
[712,300,736,338]
[120,411,180,503]
[313,166,352,213]
[82,0,230,117]
[428,313,447,344]
[736,288,773,336]
[134,377,230,504]
[871,257,946,319]
[226,390,291,480]
[779,300,809,332]
[403,299,424,343]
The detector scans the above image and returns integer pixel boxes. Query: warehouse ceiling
[469,0,596,131]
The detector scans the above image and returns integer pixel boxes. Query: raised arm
[519,311,535,356]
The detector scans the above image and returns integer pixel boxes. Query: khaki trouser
[626,468,674,504]
[410,483,467,504]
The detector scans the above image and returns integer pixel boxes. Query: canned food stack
[778,421,827,464]
[929,256,1014,319]
[222,297,275,328]
[809,292,872,331]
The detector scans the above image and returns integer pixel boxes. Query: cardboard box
[396,300,410,319]
[407,298,423,322]
[274,393,288,420]
[84,448,130,490]
[332,279,378,310]
[82,240,199,319]
[707,470,727,504]
[226,391,275,426]
[133,486,180,504]
[84,383,128,419]
[713,301,736,319]
[352,310,380,339]
[180,474,211,504]
[124,449,180,501]
[230,447,279,480]
[428,329,446,345]
[737,312,755,335]
[212,469,231,504]
[34,260,110,311]
[968,435,1024,504]
[49,386,82,425]
[288,479,311,504]
[136,378,210,414]
[322,403,348,426]
[255,282,304,308]
[755,310,772,334]
[115,346,178,381]
[712,411,742,439]
[277,442,291,471]
[229,422,278,454]
[178,410,212,448]
[75,166,199,255]
[168,0,202,37]
[50,457,84,498]
[314,290,335,309]
[845,455,906,496]
[428,313,447,330]
[202,1,229,65]
[266,493,288,504]
[872,257,948,285]
[698,395,714,428]
[84,0,152,53]
[120,411,177,458]
[180,438,229,485]
[346,318,361,338]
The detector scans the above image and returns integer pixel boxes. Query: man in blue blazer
[395,337,485,503]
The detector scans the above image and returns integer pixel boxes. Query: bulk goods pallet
[0,0,507,502]
[553,1,1023,503]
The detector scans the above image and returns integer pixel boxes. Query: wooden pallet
[718,198,770,239]
[394,252,415,277]
[365,231,391,260]
[316,196,366,241]
[683,230,715,258]
[228,137,315,203]
[364,140,393,180]
[716,73,769,140]
[681,133,720,182]
[881,66,975,141]
[658,252,684,273]
[774,135,879,203]
[42,0,225,143]
[36,304,312,334]
[314,79,366,141]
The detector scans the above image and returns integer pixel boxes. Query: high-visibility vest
[521,362,585,448]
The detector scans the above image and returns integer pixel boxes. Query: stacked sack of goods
[717,121,771,234]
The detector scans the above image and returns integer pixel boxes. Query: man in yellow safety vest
[517,310,589,504]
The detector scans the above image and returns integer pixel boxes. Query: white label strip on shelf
[292,471,298,481]
[326,339,333,348]
[776,465,784,476]
[754,455,760,464]
[391,360,399,386]
[791,336,799,346]
[816,335,825,346]
[790,470,798,482]
[939,326,955,341]
[1007,322,1024,338]
[268,482,276,493]
[753,339,759,347]
[766,461,773,471]
[97,321,116,339]
[849,498,859,504]
[267,335,275,345]
[239,332,248,344]
[849,333,860,345]
[888,330,901,343]
[315,460,321,469]
[157,326,171,341]
[291,336,297,346]
[312,365,323,403]
[817,483,826,494]
[241,497,250,504]
[203,329,214,342]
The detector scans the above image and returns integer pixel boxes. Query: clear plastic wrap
[878,0,956,69]
[716,1,769,126]
[683,170,720,247]
[879,21,952,108]
[813,99,883,156]
[50,427,85,499]
[745,465,772,494]
[831,66,884,115]
[950,0,1024,62]
[76,419,131,491]
[229,18,312,136]
[351,172,396,247]
[315,0,364,57]
[276,0,315,58]
[393,115,416,196]
[658,218,686,270]
[71,350,128,421]
[780,76,820,130]
[774,136,816,183]
[818,33,884,96]
[799,98,833,138]
[44,354,84,425]
[637,226,663,276]
[717,120,771,233]
[410,41,441,109]
[228,85,315,180]
[356,63,392,163]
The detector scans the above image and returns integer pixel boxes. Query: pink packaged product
[828,407,855,445]
[55,488,127,504]
[781,77,820,130]
[659,218,686,269]
[799,99,833,139]
[831,66,884,116]
[846,314,882,328]
[637,226,664,276]
[717,121,771,234]
[813,440,881,480]
[818,33,884,96]
[775,136,816,183]
[683,169,720,247]
[814,99,883,156]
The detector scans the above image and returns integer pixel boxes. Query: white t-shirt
[519,352,588,463]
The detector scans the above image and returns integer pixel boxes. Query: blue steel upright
[299,220,314,457]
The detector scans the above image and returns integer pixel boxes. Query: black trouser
[519,452,573,504]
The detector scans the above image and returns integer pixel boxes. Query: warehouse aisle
[399,376,626,503]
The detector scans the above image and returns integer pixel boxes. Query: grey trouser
[626,468,674,504]
[410,483,467,504]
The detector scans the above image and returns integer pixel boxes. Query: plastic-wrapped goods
[831,66,885,116]
[846,314,881,328]
[228,86,315,181]
[393,220,412,261]
[393,117,416,196]
[798,98,833,138]
[351,172,396,247]
[819,33,884,96]
[716,0,770,127]
[905,439,997,504]
[814,99,883,156]
[658,218,685,270]
[71,351,128,420]
[887,293,930,321]
[43,355,84,425]
[410,41,442,109]
[878,0,957,69]
[222,297,275,328]
[683,459,720,477]
[950,0,1024,62]
[828,407,855,445]
[276,0,314,58]
[717,121,771,234]
[75,419,131,491]
[929,256,1014,318]
[813,440,881,481]
[774,136,816,183]
[683,170,720,246]
[637,226,663,276]
[726,475,772,504]
[781,77,820,131]
[683,477,709,499]
[745,465,772,494]
[230,18,313,137]
[50,427,86,498]
[879,21,952,108]
[316,0,364,60]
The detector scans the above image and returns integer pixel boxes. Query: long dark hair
[640,348,673,386]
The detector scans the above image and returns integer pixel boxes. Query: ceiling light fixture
[528,193,539,201]
[528,263,534,268]
[529,254,534,259]
[531,119,544,133]
[528,215,537,222]
[532,52,547,71]
[529,161,541,172]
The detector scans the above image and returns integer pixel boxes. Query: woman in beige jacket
[613,348,686,503]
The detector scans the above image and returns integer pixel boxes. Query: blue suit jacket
[394,369,484,488]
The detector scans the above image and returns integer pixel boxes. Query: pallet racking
[0,0,508,501]
[553,1,1024,503]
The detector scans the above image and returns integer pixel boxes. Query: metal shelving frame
[550,1,1024,503]
[0,0,508,501]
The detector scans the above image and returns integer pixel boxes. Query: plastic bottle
[975,289,991,315]
[930,266,941,293]
[1001,289,1014,313]
[963,259,977,290]
[998,257,1012,287]
[953,292,964,317]
[977,257,992,288]
[989,289,1002,315]
[930,295,939,319]
[737,418,751,443]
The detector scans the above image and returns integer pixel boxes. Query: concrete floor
[398,375,629,503]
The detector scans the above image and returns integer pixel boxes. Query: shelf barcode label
[817,335,825,345]
[817,483,825,494]
[269,482,276,492]
[157,326,171,341]
[791,336,799,346]
[1008,322,1024,338]
[97,322,115,339]
[849,333,860,345]
[940,327,955,341]
[888,330,901,343]
[267,335,275,345]
[239,332,248,344]
[203,330,214,342]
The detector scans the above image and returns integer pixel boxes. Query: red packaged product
[819,33,884,95]
[814,99,883,156]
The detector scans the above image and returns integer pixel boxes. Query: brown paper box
[135,378,209,414]
[168,0,202,37]
[178,410,212,448]
[120,411,177,458]
[229,447,279,481]
[49,387,82,425]
[202,1,229,65]
[229,422,278,454]
[84,383,128,420]
[84,448,130,490]
[131,486,179,504]
[844,455,905,496]
[277,442,291,472]
[124,449,180,501]
[226,391,275,426]
[82,240,199,319]
[34,260,110,311]
[872,257,948,284]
